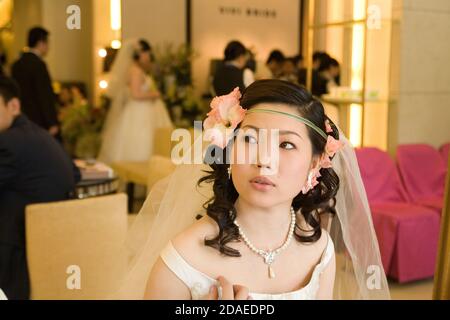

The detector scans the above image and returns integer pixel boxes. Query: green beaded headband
[246,109,328,140]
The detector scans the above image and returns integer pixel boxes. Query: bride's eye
[280,141,296,150]
[243,135,258,144]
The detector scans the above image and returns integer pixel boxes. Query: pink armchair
[356,147,440,282]
[439,142,450,164]
[396,144,446,213]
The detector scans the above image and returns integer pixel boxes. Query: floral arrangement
[59,89,108,159]
[153,43,205,128]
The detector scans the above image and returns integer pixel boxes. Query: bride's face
[138,51,152,70]
[231,103,318,208]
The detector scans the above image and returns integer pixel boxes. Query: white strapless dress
[160,231,335,300]
[0,289,7,300]
[99,75,173,163]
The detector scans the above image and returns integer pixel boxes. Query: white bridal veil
[98,39,139,163]
[112,128,391,300]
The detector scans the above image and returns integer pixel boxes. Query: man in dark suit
[213,41,248,96]
[11,27,60,140]
[0,76,80,300]
[0,51,6,76]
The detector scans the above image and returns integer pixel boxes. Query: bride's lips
[250,176,276,191]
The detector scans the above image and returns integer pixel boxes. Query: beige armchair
[111,127,197,211]
[25,193,128,300]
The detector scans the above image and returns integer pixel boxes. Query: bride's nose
[255,153,272,169]
[254,145,280,175]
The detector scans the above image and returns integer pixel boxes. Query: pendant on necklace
[264,252,276,279]
[268,265,276,279]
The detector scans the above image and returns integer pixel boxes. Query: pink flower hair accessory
[325,119,333,133]
[301,128,344,194]
[203,87,246,149]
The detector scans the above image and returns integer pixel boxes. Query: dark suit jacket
[0,115,79,248]
[11,52,58,130]
[0,115,80,299]
[213,62,245,96]
[311,70,328,97]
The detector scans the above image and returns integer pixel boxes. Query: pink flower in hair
[325,135,343,158]
[325,120,333,133]
[301,168,321,194]
[301,121,344,194]
[203,87,246,148]
[318,135,343,169]
[319,154,333,169]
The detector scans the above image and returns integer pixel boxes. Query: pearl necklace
[233,207,296,279]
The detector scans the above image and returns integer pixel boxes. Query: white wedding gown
[99,74,173,163]
[160,230,335,300]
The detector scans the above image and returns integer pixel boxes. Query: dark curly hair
[198,79,340,257]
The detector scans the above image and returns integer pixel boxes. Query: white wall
[122,0,186,46]
[41,0,93,97]
[10,0,94,101]
[191,0,301,93]
[11,0,42,62]
[389,0,450,150]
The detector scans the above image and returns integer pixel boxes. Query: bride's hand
[207,276,252,300]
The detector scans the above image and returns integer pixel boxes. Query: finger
[217,276,234,300]
[206,285,218,300]
[233,284,249,300]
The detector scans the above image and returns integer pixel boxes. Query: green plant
[59,94,108,159]
[153,43,205,128]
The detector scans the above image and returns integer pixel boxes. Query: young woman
[115,80,390,300]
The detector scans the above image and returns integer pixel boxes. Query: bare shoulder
[145,216,219,299]
[295,214,330,252]
[128,63,144,78]
[171,215,219,256]
[293,219,332,260]
[129,62,141,73]
[144,256,191,299]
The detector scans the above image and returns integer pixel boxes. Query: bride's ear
[309,155,321,170]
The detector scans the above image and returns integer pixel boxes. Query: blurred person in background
[213,40,254,96]
[11,27,60,141]
[0,51,6,76]
[266,49,285,79]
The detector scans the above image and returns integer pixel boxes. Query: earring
[227,166,232,180]
[307,171,314,190]
[301,171,315,194]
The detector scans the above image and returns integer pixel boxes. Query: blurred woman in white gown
[98,39,173,163]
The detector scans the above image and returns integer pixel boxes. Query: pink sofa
[356,147,440,282]
[397,144,446,214]
[440,143,450,164]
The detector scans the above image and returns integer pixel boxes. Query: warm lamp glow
[99,80,108,89]
[353,0,366,20]
[111,40,121,49]
[351,24,364,90]
[349,104,363,147]
[110,0,121,31]
[98,48,107,58]
[349,0,366,147]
